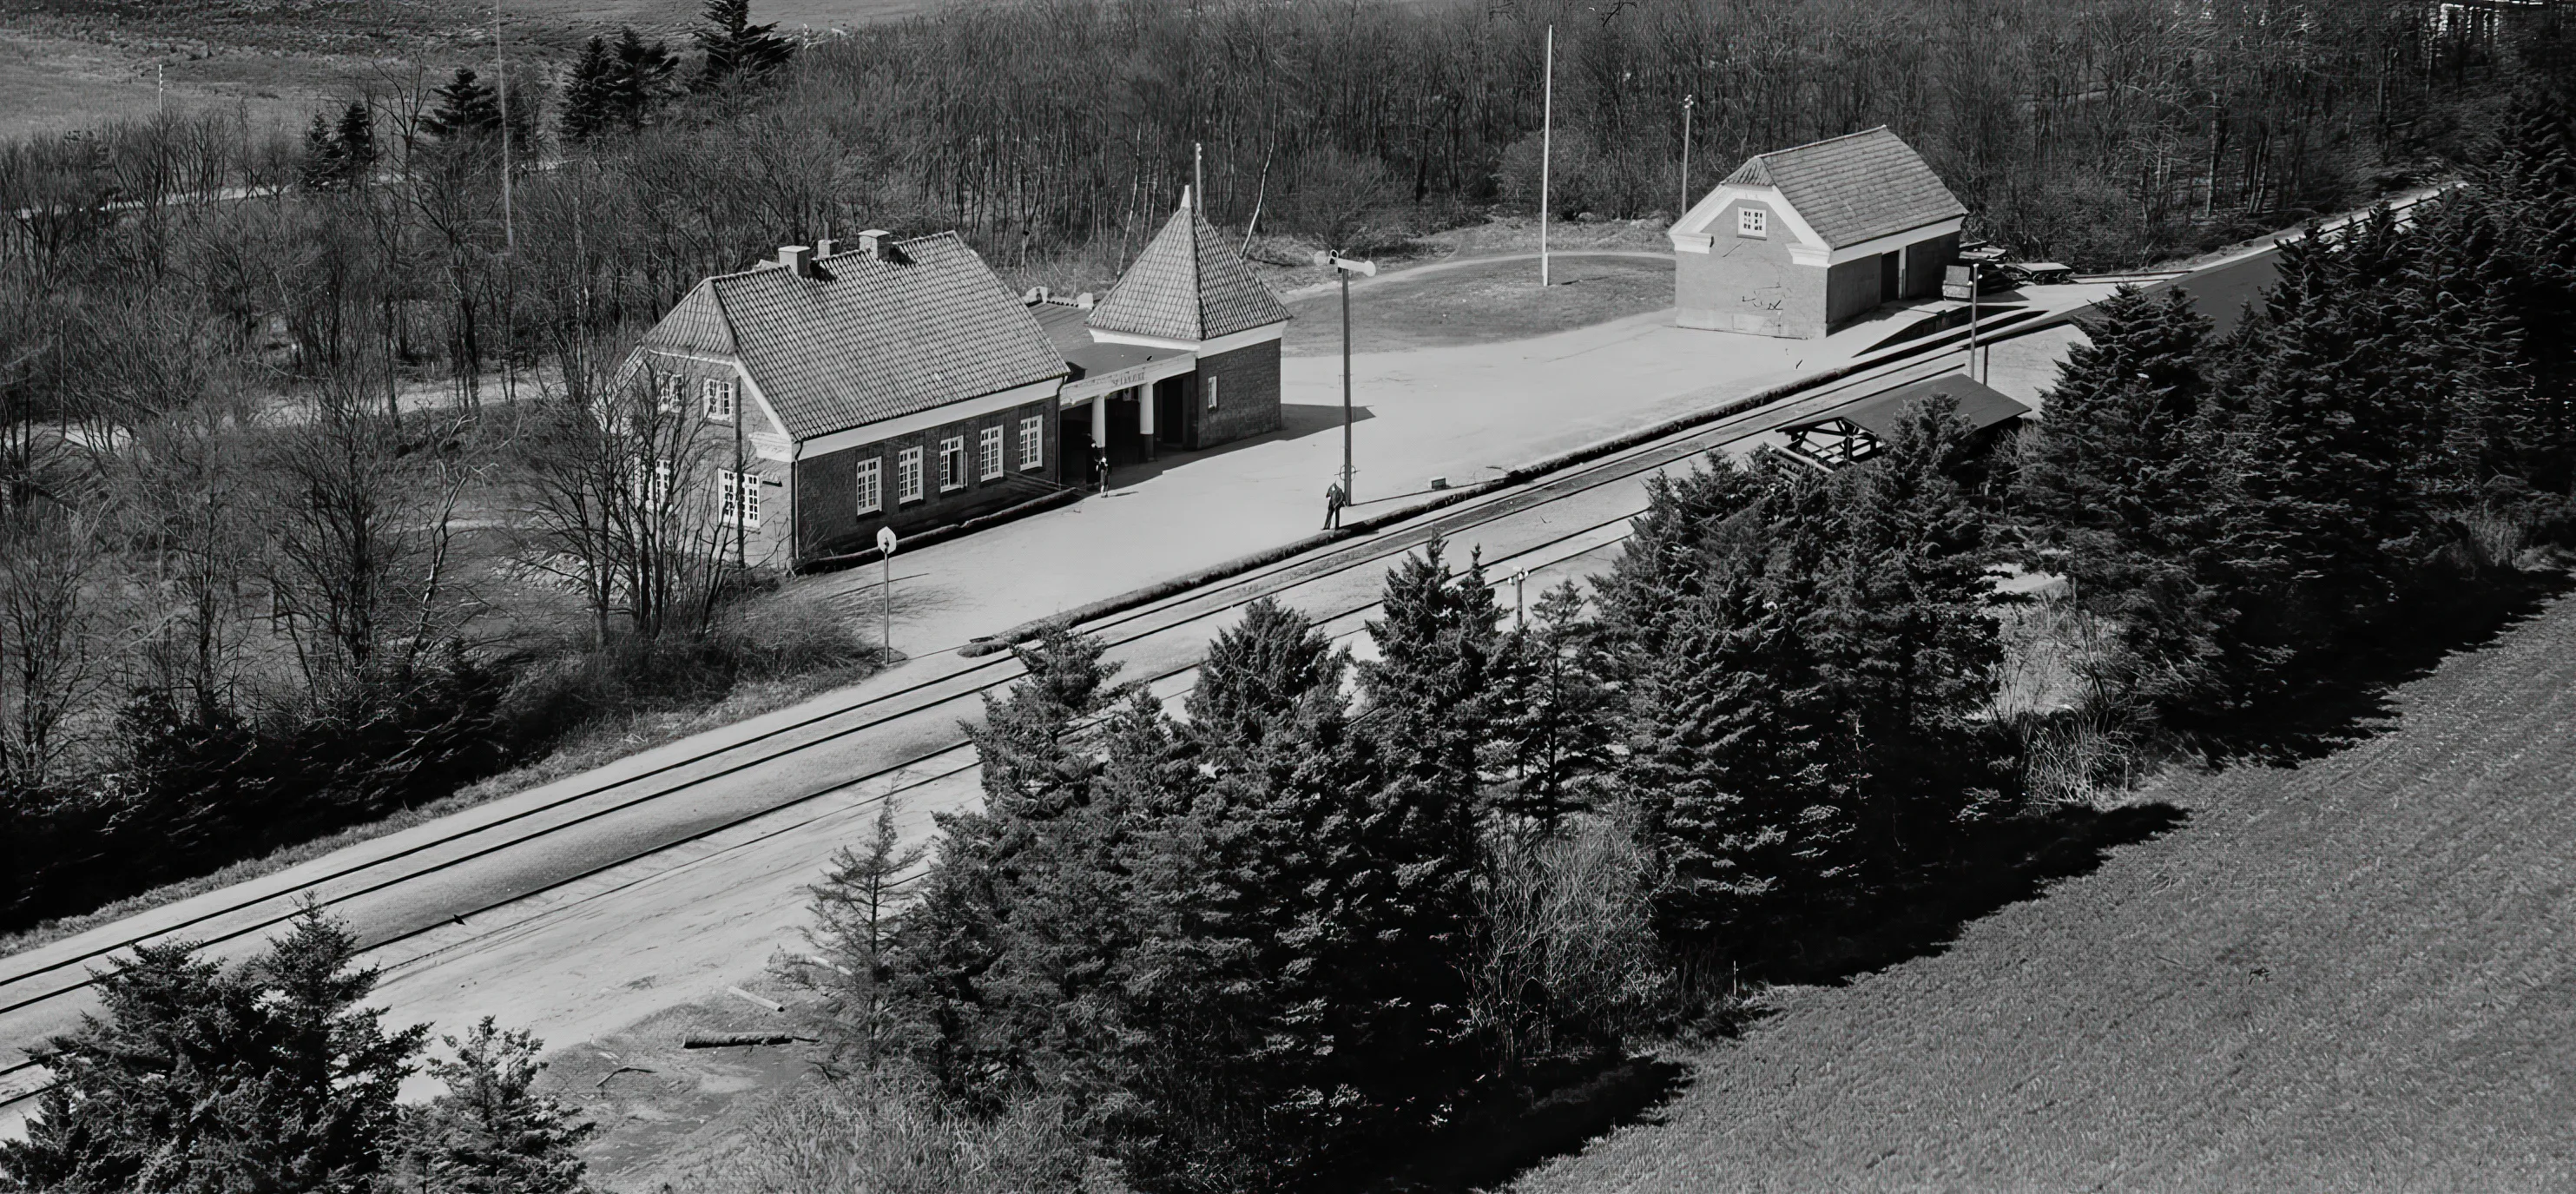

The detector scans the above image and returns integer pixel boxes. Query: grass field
[1279,254,1671,357]
[1514,584,2576,1191]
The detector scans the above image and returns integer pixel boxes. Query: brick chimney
[855,229,892,257]
[776,245,814,277]
[814,236,838,260]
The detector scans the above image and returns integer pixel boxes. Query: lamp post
[1680,93,1695,216]
[1314,250,1377,502]
[875,526,898,660]
[1964,260,1981,381]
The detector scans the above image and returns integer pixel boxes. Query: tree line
[771,91,2576,1193]
[1,910,598,1194]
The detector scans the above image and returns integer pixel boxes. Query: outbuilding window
[898,446,924,503]
[1737,208,1768,238]
[979,426,1004,480]
[855,456,882,514]
[702,378,737,421]
[939,436,966,491]
[1205,375,1219,411]
[1018,416,1044,470]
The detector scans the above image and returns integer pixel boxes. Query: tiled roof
[639,234,1068,441]
[1723,127,1966,248]
[1032,300,1183,378]
[1088,205,1290,342]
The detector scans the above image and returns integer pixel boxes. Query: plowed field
[1518,588,2576,1192]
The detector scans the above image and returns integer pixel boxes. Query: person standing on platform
[1323,479,1348,530]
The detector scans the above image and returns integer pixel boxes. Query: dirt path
[1516,586,2576,1191]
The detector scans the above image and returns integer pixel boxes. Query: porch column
[1090,391,1109,487]
[1136,384,1156,459]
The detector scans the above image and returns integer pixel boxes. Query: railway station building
[1670,127,1968,340]
[625,194,1289,569]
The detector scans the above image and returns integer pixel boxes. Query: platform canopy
[1779,373,2029,469]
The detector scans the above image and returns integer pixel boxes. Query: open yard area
[1281,252,1672,357]
[1516,584,2576,1191]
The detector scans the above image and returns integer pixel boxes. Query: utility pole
[1680,94,1695,216]
[1965,260,1982,381]
[1315,250,1378,502]
[156,63,165,114]
[496,0,517,402]
[1194,142,1203,213]
[1540,24,1553,288]
[1512,568,1529,629]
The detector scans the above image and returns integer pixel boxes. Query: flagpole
[1539,24,1552,288]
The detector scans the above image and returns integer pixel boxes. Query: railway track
[0,322,2015,1111]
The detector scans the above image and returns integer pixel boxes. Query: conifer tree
[422,68,504,142]
[299,111,344,191]
[803,799,927,1074]
[1359,536,1504,830]
[1821,398,2006,863]
[333,98,377,183]
[1489,580,1617,832]
[608,27,678,127]
[695,0,796,89]
[392,1019,597,1194]
[2,908,425,1192]
[1621,471,1860,948]
[558,37,616,143]
[1185,597,1341,759]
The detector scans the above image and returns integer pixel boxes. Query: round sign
[877,526,898,556]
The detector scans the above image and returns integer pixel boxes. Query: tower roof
[1088,201,1290,342]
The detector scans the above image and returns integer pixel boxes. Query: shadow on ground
[2183,567,2576,768]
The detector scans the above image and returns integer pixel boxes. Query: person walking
[1322,478,1348,530]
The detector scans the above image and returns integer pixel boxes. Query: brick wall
[793,398,1057,560]
[1824,256,1882,328]
[1194,337,1282,448]
[1674,199,1827,339]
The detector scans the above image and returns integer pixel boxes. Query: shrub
[711,1070,1088,1194]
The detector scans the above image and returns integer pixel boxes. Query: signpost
[1314,251,1376,504]
[876,526,897,660]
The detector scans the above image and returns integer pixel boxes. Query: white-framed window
[718,468,760,527]
[649,458,672,505]
[702,377,737,422]
[1018,416,1043,470]
[854,456,882,514]
[654,372,684,413]
[1736,207,1769,238]
[939,435,966,491]
[1205,375,1218,411]
[978,425,1004,480]
[897,446,924,503]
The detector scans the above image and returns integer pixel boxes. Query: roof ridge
[1762,125,1894,158]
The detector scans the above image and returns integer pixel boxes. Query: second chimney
[814,236,838,260]
[777,245,814,278]
[855,228,893,257]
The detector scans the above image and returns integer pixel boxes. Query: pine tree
[422,68,504,142]
[333,99,377,184]
[1820,396,2006,864]
[608,27,678,128]
[1621,470,1861,949]
[392,1019,597,1194]
[887,628,1141,1109]
[1358,536,1504,828]
[299,110,345,191]
[695,0,796,89]
[2467,90,2576,493]
[558,36,616,143]
[2,907,425,1192]
[803,799,927,1074]
[1185,597,1342,758]
[1488,580,1617,832]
